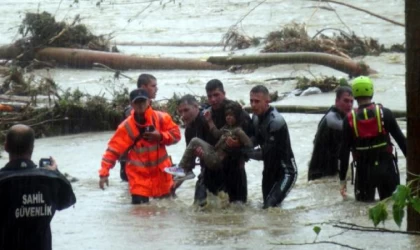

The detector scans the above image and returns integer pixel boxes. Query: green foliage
[369,202,388,227]
[368,181,420,228]
[312,226,321,243]
[313,226,321,235]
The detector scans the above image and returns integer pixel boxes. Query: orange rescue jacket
[100,107,181,197]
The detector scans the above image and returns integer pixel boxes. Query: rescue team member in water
[193,80,252,205]
[339,76,407,201]
[165,101,252,180]
[245,85,298,209]
[308,86,354,181]
[119,73,158,182]
[99,89,181,204]
[0,124,76,250]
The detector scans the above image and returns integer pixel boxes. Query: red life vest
[347,103,392,154]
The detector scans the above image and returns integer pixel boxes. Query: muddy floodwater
[1,0,418,249]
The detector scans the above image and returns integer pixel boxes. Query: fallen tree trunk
[114,41,223,47]
[35,47,226,70]
[208,52,377,76]
[0,103,26,112]
[0,44,22,61]
[0,94,57,104]
[244,105,406,118]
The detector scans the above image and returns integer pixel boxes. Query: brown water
[1,0,418,249]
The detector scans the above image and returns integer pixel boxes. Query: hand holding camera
[142,126,162,142]
[39,157,58,171]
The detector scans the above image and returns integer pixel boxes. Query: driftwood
[208,52,377,76]
[0,103,27,112]
[0,94,57,104]
[0,45,226,71]
[114,41,223,47]
[35,47,226,70]
[244,105,406,118]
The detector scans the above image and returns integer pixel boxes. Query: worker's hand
[203,109,212,122]
[226,137,240,148]
[340,181,347,199]
[99,176,109,190]
[195,146,204,158]
[143,130,162,142]
[44,157,58,171]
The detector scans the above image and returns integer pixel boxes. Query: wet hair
[137,74,156,88]
[6,125,35,155]
[225,101,243,125]
[205,79,225,93]
[336,86,353,99]
[250,85,269,96]
[177,94,199,107]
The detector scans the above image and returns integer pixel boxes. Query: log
[0,44,23,60]
[0,94,58,105]
[35,47,226,70]
[114,41,223,47]
[207,52,377,76]
[243,105,406,118]
[0,103,26,112]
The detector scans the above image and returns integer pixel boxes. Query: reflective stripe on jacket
[347,104,391,153]
[100,106,181,197]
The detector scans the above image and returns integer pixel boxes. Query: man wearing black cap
[99,89,181,204]
[119,73,158,181]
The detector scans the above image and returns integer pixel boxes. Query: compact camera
[140,125,155,134]
[39,158,52,168]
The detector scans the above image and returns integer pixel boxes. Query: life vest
[100,107,181,197]
[347,104,392,154]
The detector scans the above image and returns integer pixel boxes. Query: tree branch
[309,0,404,27]
[270,241,363,250]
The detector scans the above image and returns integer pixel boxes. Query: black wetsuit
[250,106,297,208]
[339,103,406,201]
[0,159,76,250]
[308,106,345,180]
[193,99,252,204]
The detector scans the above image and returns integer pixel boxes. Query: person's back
[0,159,76,250]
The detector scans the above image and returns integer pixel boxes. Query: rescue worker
[175,94,219,206]
[99,89,181,204]
[194,79,252,205]
[246,85,297,209]
[308,86,354,180]
[120,73,158,181]
[339,76,406,201]
[0,124,76,250]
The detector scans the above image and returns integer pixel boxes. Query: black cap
[130,89,149,103]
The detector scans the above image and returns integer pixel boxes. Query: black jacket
[0,159,76,250]
[308,106,346,180]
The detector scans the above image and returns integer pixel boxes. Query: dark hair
[137,74,156,88]
[336,86,353,99]
[177,94,199,107]
[250,85,269,95]
[6,125,35,155]
[225,101,243,125]
[205,79,225,93]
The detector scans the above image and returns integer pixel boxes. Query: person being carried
[165,101,252,181]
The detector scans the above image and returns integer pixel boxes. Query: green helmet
[352,76,374,98]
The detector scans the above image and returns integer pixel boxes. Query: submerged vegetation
[223,23,405,58]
